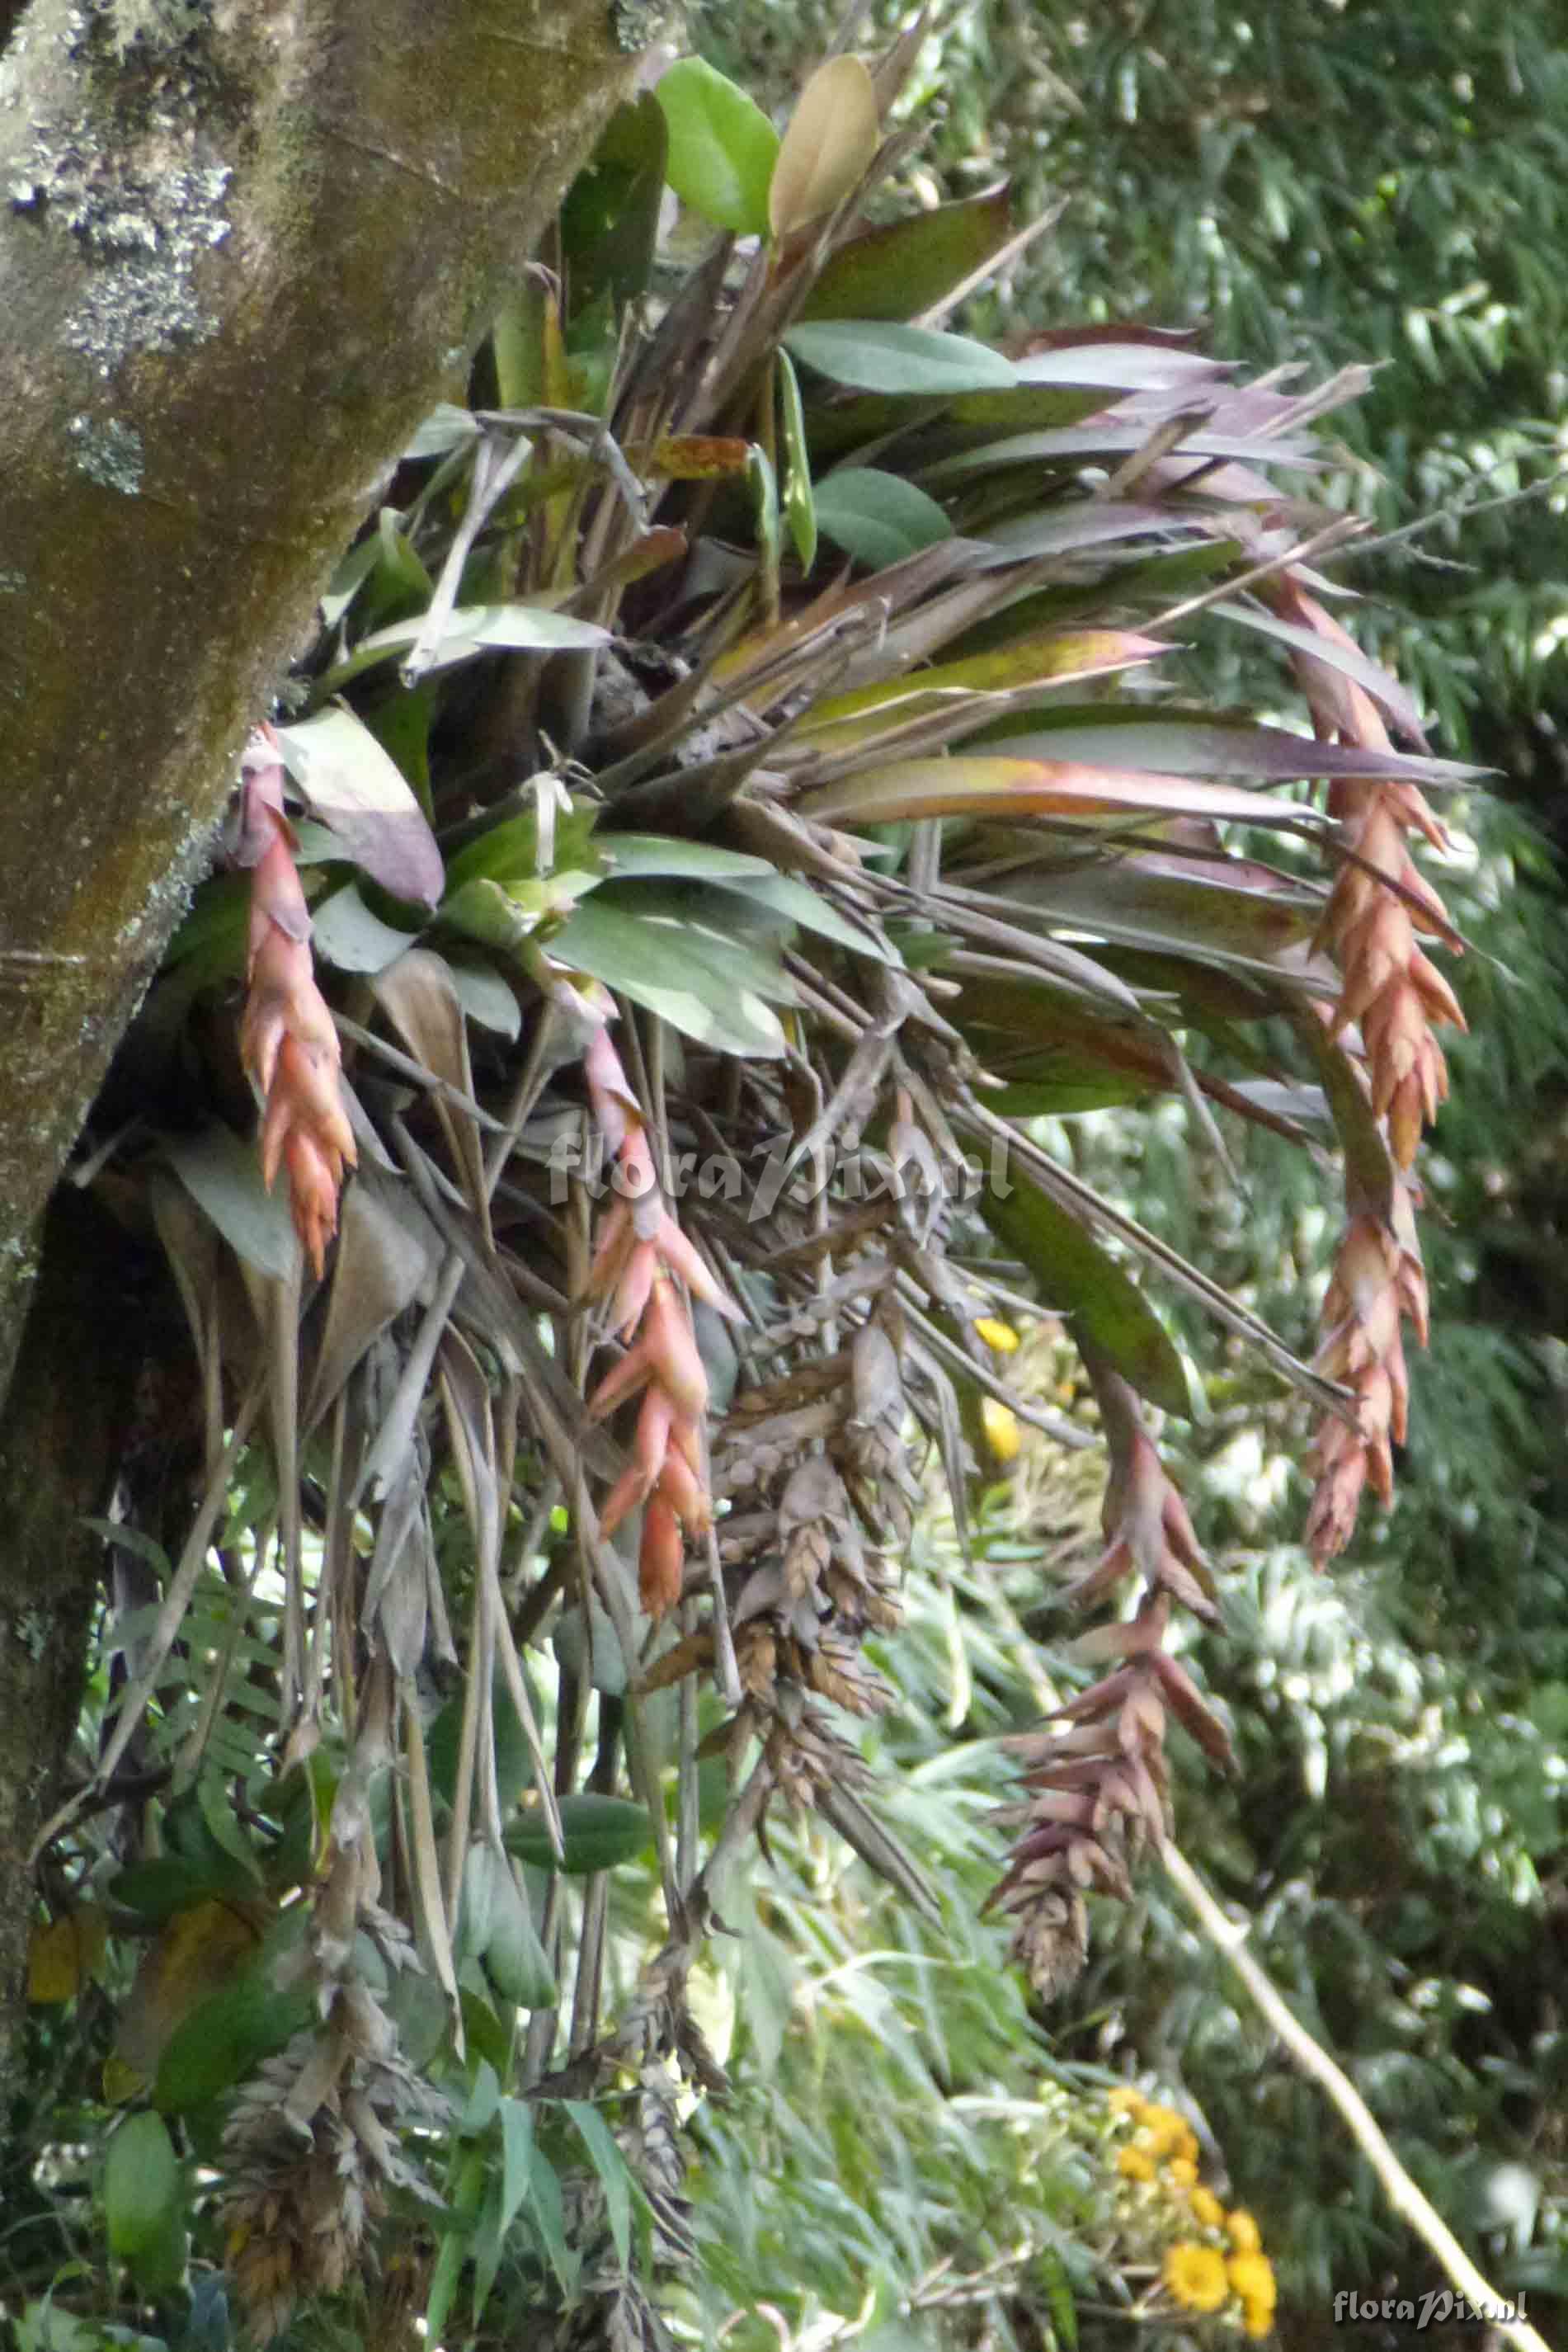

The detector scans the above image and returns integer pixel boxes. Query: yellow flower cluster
[1104,2089,1277,2339]
[1107,2087,1200,2170]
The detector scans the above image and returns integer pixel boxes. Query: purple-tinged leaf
[981,709,1482,786]
[1211,599,1428,743]
[925,427,1321,482]
[795,756,1321,832]
[276,706,444,907]
[973,502,1186,565]
[1010,342,1232,393]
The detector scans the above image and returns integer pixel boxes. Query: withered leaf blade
[769,55,880,242]
[304,1172,437,1432]
[371,949,489,1226]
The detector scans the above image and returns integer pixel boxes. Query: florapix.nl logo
[543,1119,1015,1224]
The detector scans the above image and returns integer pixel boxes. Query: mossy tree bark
[0,0,642,1402]
[0,0,643,2107]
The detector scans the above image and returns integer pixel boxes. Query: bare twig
[1165,1842,1551,2352]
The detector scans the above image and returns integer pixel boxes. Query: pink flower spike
[586,1330,657,1421]
[638,1492,685,1619]
[612,1237,659,1341]
[653,1210,744,1320]
[643,1280,709,1421]
[598,1460,652,1539]
[586,1195,633,1299]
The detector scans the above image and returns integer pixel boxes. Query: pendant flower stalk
[580,1024,741,1617]
[1270,581,1464,1558]
[235,728,356,1276]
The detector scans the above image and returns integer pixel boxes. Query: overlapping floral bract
[235,730,356,1275]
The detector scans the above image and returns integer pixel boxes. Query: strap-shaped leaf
[786,318,1016,395]
[980,1170,1191,1416]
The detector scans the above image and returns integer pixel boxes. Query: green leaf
[801,630,1164,746]
[427,2146,486,2344]
[500,2096,534,2235]
[812,468,954,568]
[153,1917,313,2113]
[710,871,902,964]
[600,834,772,883]
[802,184,1019,322]
[481,1862,558,2009]
[195,1768,265,1888]
[786,319,1016,395]
[778,349,817,572]
[561,94,668,318]
[655,56,779,236]
[447,959,522,1038]
[443,797,602,893]
[441,871,598,950]
[999,858,1320,976]
[552,893,789,1056]
[981,1171,1190,1416]
[164,1125,300,1283]
[311,881,423,974]
[1036,2244,1078,2351]
[461,2057,502,2136]
[161,870,247,978]
[565,2098,635,2271]
[105,2111,181,2260]
[106,1858,214,1925]
[430,1671,539,1817]
[505,1792,655,1876]
[316,602,610,695]
[528,2140,578,2300]
[749,441,780,580]
[402,404,481,461]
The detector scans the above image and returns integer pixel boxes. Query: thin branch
[1164,1842,1551,2352]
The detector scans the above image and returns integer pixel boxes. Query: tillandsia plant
[38,22,1479,2344]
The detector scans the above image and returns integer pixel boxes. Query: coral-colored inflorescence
[580,1025,742,1618]
[1270,581,1465,1562]
[236,728,357,1277]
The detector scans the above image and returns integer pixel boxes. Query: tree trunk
[0,0,642,1406]
[0,1194,163,2107]
[0,0,643,2111]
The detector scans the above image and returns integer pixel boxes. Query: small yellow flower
[1116,2143,1156,2182]
[981,1398,1020,1461]
[1227,2209,1261,2253]
[1163,2242,1229,2313]
[1165,2154,1198,2188]
[974,1316,1020,1353]
[1106,2086,1145,2116]
[1137,2103,1191,2159]
[1228,2253,1277,2313]
[1244,2299,1274,2340]
[1189,2185,1225,2229]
